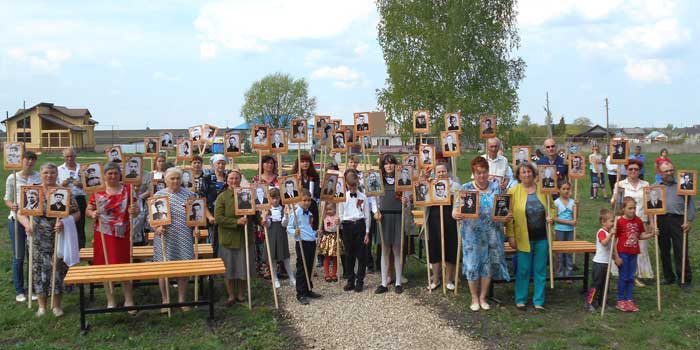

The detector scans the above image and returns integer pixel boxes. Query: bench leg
[79,284,90,334]
[89,282,95,302]
[208,275,215,320]
[582,253,590,293]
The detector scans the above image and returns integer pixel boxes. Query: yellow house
[2,102,98,151]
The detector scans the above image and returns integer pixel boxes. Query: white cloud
[311,65,359,81]
[194,0,374,52]
[333,81,357,89]
[304,49,327,66]
[354,42,369,56]
[517,0,623,28]
[152,71,181,81]
[7,47,72,73]
[200,42,218,60]
[624,58,670,83]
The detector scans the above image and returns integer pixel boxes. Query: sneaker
[306,291,322,299]
[36,308,46,317]
[401,276,408,284]
[584,303,596,313]
[590,196,594,200]
[52,308,64,317]
[15,294,26,303]
[297,296,309,305]
[446,282,455,291]
[627,300,639,312]
[615,301,627,312]
[354,283,364,292]
[374,285,388,294]
[274,279,281,289]
[289,279,296,287]
[394,285,403,294]
[31,294,38,301]
[634,279,646,288]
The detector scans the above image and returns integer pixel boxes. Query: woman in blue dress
[452,156,510,312]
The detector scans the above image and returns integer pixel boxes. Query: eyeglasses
[627,168,640,171]
[545,145,556,149]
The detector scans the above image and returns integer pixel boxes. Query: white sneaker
[401,276,408,284]
[35,308,46,317]
[446,282,455,291]
[31,294,38,301]
[15,294,26,302]
[289,279,296,287]
[52,308,64,317]
[274,279,281,289]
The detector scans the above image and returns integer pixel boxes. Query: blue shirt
[536,155,568,180]
[629,153,647,175]
[287,206,317,241]
[553,197,575,231]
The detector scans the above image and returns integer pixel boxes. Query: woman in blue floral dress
[452,156,510,312]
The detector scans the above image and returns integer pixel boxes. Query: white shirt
[58,162,86,197]
[338,190,372,233]
[605,155,626,176]
[593,228,612,264]
[4,171,42,219]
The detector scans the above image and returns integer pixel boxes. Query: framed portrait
[148,196,172,227]
[333,174,346,203]
[609,139,629,165]
[123,155,143,184]
[613,187,626,213]
[395,165,414,191]
[512,146,531,168]
[568,154,586,180]
[357,135,372,150]
[19,185,44,216]
[189,125,203,144]
[331,130,347,153]
[150,178,166,196]
[403,154,418,170]
[235,187,256,215]
[253,183,271,210]
[314,115,332,139]
[538,165,558,194]
[492,194,512,221]
[270,129,288,154]
[160,132,174,149]
[441,131,460,157]
[202,124,218,144]
[321,170,340,202]
[643,186,666,215]
[480,115,496,139]
[342,125,355,146]
[445,112,461,133]
[46,187,71,218]
[364,169,384,196]
[568,143,580,155]
[279,175,301,205]
[331,119,342,132]
[186,197,207,227]
[181,168,195,191]
[144,137,160,156]
[413,180,432,207]
[354,112,371,136]
[3,142,23,170]
[106,146,123,164]
[413,110,430,134]
[430,178,451,206]
[290,119,308,143]
[252,125,271,149]
[418,144,435,169]
[176,139,193,161]
[677,170,697,196]
[224,132,243,157]
[82,162,105,193]
[457,190,479,219]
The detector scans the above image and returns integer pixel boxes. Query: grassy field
[1,150,698,349]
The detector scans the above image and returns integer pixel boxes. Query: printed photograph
[82,162,105,193]
[678,170,697,196]
[418,144,435,169]
[413,180,431,206]
[354,112,371,136]
[46,187,71,218]
[395,165,413,191]
[177,139,193,160]
[19,185,44,216]
[3,142,23,170]
[235,187,255,215]
[480,115,496,139]
[458,190,479,219]
[290,119,308,143]
[445,112,461,132]
[149,196,172,227]
[441,131,460,157]
[123,155,143,184]
[144,137,160,156]
[430,178,451,205]
[252,125,271,149]
[492,194,512,221]
[364,170,384,196]
[224,132,242,156]
[186,197,207,227]
[512,146,531,168]
[106,146,123,163]
[644,186,666,215]
[413,110,430,133]
[160,132,174,149]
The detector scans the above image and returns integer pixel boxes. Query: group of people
[5,137,694,318]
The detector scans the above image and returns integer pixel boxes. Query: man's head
[422,148,430,158]
[484,118,492,128]
[357,114,366,124]
[155,200,165,212]
[435,181,446,197]
[53,192,64,204]
[192,202,201,212]
[27,190,38,203]
[240,190,250,201]
[572,156,581,169]
[128,159,139,173]
[274,131,283,143]
[635,145,642,155]
[256,187,265,199]
[401,167,410,180]
[416,114,425,125]
[285,179,295,193]
[446,134,454,144]
[486,138,500,157]
[418,183,428,195]
[62,148,77,165]
[649,189,660,202]
[660,162,675,183]
[228,136,237,146]
[543,138,557,158]
[110,149,119,158]
[449,115,457,126]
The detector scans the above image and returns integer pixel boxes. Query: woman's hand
[54,219,64,233]
[363,233,370,245]
[87,208,99,220]
[128,203,139,216]
[451,207,462,221]
[10,202,19,212]
[193,227,200,238]
[154,226,165,236]
[614,256,623,267]
[237,216,248,225]
[374,212,382,221]
[546,216,553,224]
[207,214,215,224]
[504,213,514,222]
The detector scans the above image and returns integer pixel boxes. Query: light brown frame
[185,197,207,227]
[395,165,414,192]
[331,130,348,153]
[364,169,385,197]
[314,115,332,139]
[644,186,667,215]
[677,170,697,196]
[290,119,308,143]
[418,144,435,169]
[235,187,256,215]
[189,125,203,144]
[253,183,271,210]
[144,137,160,157]
[492,194,512,222]
[123,155,143,184]
[3,142,23,170]
[176,139,193,161]
[46,186,71,218]
[430,178,451,206]
[457,190,479,219]
[609,138,629,165]
[538,165,559,194]
[445,112,461,133]
[321,170,340,202]
[82,162,106,193]
[223,132,243,157]
[19,185,44,216]
[270,129,289,154]
[202,124,219,144]
[252,125,271,150]
[480,115,497,139]
[160,131,175,149]
[512,146,531,168]
[148,195,172,227]
[568,154,586,180]
[279,175,301,205]
[413,180,432,207]
[441,131,460,157]
[413,110,430,134]
[354,112,371,136]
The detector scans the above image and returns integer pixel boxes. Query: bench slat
[66,261,224,276]
[65,259,225,284]
[80,244,213,261]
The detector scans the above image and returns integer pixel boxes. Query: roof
[39,114,84,131]
[573,124,609,137]
[619,127,647,135]
[4,102,98,125]
[646,131,667,139]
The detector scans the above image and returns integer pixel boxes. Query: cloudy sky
[1,0,697,130]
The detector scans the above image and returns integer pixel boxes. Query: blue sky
[1,0,698,130]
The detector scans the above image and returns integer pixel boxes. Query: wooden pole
[439,205,446,295]
[546,194,554,289]
[243,223,252,309]
[161,233,171,317]
[600,234,617,317]
[682,196,689,284]
[262,214,279,309]
[654,215,661,311]
[194,227,199,303]
[423,207,432,293]
[335,216,343,290]
[13,172,18,257]
[129,186,135,263]
[50,228,60,311]
[573,179,578,265]
[99,230,114,294]
[455,220,462,296]
[27,217,33,308]
[399,199,405,287]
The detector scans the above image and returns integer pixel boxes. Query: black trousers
[608,174,626,192]
[295,240,316,297]
[587,262,608,307]
[75,195,87,249]
[658,214,692,283]
[342,220,368,285]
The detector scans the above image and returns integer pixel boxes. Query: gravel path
[275,238,483,350]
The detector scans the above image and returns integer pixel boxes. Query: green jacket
[214,190,254,249]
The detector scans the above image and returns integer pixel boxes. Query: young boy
[287,189,321,304]
[585,208,615,312]
[339,171,372,292]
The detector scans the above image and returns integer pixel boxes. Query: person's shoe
[343,282,356,291]
[446,282,455,291]
[394,285,403,294]
[660,279,675,285]
[533,305,546,312]
[427,282,441,291]
[331,276,338,282]
[584,303,596,313]
[31,294,38,301]
[627,300,639,312]
[470,303,480,312]
[180,306,191,312]
[274,279,281,289]
[297,296,309,305]
[354,283,364,292]
[634,278,646,288]
[515,304,527,311]
[401,276,409,284]
[590,196,594,200]
[289,279,296,287]
[480,301,491,310]
[15,294,26,303]
[325,276,332,282]
[306,291,322,299]
[374,285,389,294]
[36,308,46,317]
[615,300,627,312]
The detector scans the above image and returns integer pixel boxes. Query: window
[16,117,30,128]
[16,132,31,143]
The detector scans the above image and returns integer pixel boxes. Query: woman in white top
[588,145,606,199]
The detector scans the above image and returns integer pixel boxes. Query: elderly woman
[610,159,653,286]
[86,162,139,309]
[150,167,197,311]
[215,170,256,305]
[452,156,510,311]
[506,162,551,311]
[18,163,80,317]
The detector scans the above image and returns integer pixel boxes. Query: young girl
[553,181,577,278]
[615,197,655,312]
[319,203,342,282]
[263,188,296,288]
[585,208,615,312]
[374,154,404,294]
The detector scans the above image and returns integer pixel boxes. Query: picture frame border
[185,197,207,227]
[148,195,172,227]
[19,185,44,216]
[82,162,106,194]
[46,186,71,218]
[3,142,24,170]
[677,169,698,196]
[643,186,667,215]
[491,194,513,222]
[457,190,480,219]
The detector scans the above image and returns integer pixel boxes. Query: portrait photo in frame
[160,131,174,149]
[19,185,44,216]
[185,197,207,227]
[177,139,193,161]
[314,115,332,140]
[343,125,355,146]
[106,146,123,164]
[279,175,301,205]
[224,132,243,156]
[512,146,531,168]
[441,131,460,157]
[189,125,203,144]
[270,129,288,153]
[321,170,340,202]
[331,130,347,153]
[418,144,435,169]
[235,187,255,215]
[492,194,512,221]
[445,112,461,133]
[413,180,431,206]
[568,154,586,180]
[430,178,451,206]
[82,162,105,193]
[202,124,218,143]
[333,174,346,203]
[123,155,143,184]
[480,115,496,139]
[46,187,71,218]
[609,138,629,164]
[290,119,308,143]
[677,170,697,196]
[413,110,430,134]
[458,190,479,219]
[252,125,271,149]
[3,142,23,170]
[253,183,271,210]
[150,178,166,196]
[148,196,172,227]
[354,112,371,136]
[144,137,160,156]
[403,154,418,170]
[643,186,666,215]
[395,165,414,192]
[364,170,384,196]
[539,165,559,194]
[181,168,195,191]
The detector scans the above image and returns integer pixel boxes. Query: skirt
[379,212,403,246]
[427,205,458,264]
[264,222,290,262]
[219,244,255,280]
[318,231,344,256]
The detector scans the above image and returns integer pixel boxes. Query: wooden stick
[682,196,688,284]
[573,179,578,265]
[600,234,617,318]
[399,200,405,287]
[50,227,60,311]
[99,229,114,294]
[423,207,432,293]
[28,217,34,308]
[291,205,312,292]
[454,220,462,296]
[262,217,279,309]
[546,194,554,289]
[161,233,171,317]
[194,227,199,303]
[243,223,252,309]
[129,186,135,263]
[439,205,446,295]
[654,215,661,311]
[13,171,18,257]
[336,214,343,290]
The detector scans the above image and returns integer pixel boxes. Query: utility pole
[605,97,610,144]
[544,92,552,138]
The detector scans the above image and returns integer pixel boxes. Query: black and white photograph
[181,168,194,190]
[254,184,271,210]
[458,190,479,219]
[177,139,193,160]
[445,112,461,132]
[354,112,371,136]
[160,132,174,149]
[480,115,496,139]
[3,142,23,170]
[364,170,384,196]
[252,125,271,149]
[539,165,558,193]
[512,146,531,168]
[202,124,218,143]
[314,115,332,140]
[321,170,340,202]
[644,186,666,215]
[332,130,347,153]
[82,162,105,193]
[186,197,207,227]
[106,146,123,163]
[290,119,308,143]
[343,125,355,146]
[492,194,512,221]
[224,132,242,156]
[150,179,166,196]
[395,165,413,191]
[678,170,697,196]
[413,180,431,206]
[334,174,346,202]
[46,187,71,218]
[430,178,451,205]
[568,143,580,155]
[568,154,586,179]
[441,131,460,157]
[418,144,435,169]
[403,154,418,170]
[19,185,43,216]
[280,175,301,205]
[144,137,160,156]
[610,139,629,164]
[123,155,143,184]
[235,187,255,215]
[271,129,286,150]
[189,125,203,143]
[413,110,429,133]
[149,196,172,227]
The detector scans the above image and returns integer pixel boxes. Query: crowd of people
[4,138,694,318]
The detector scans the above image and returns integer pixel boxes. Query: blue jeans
[8,219,27,295]
[515,239,548,306]
[555,230,574,277]
[617,253,638,301]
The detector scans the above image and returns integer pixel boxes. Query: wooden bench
[80,244,214,262]
[148,229,209,242]
[64,258,225,332]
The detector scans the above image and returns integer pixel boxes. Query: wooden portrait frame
[253,183,271,210]
[480,115,497,139]
[252,125,271,150]
[185,197,207,227]
[342,125,355,146]
[403,154,418,170]
[224,132,243,157]
[457,190,479,219]
[413,110,430,134]
[144,137,160,156]
[568,154,586,180]
[331,130,348,153]
[181,168,195,191]
[677,169,698,196]
[333,174,346,203]
[413,180,432,207]
[609,139,629,165]
[176,139,193,161]
[418,144,435,169]
[430,178,451,206]
[364,169,384,197]
[290,119,308,143]
[279,175,301,205]
[46,186,71,218]
[314,115,332,139]
[644,186,666,215]
[331,119,342,132]
[19,185,44,216]
[568,143,580,156]
[445,112,461,133]
[492,194,512,221]
[189,125,203,144]
[3,142,23,170]
[235,187,256,215]
[354,112,371,136]
[106,146,123,164]
[270,128,288,154]
[123,155,143,184]
[160,131,175,149]
[202,124,219,144]
[82,162,105,193]
[321,170,340,202]
[148,196,172,227]
[395,165,414,191]
[150,178,166,196]
[441,131,460,157]
[538,165,559,194]
[512,146,531,168]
